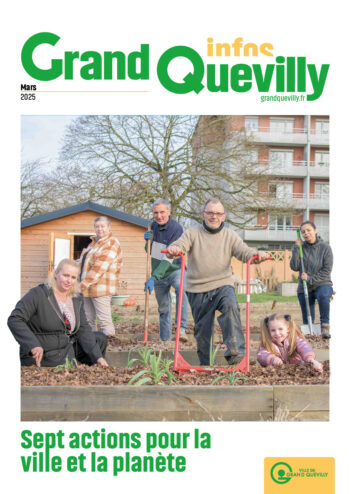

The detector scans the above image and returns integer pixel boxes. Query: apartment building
[194,115,329,249]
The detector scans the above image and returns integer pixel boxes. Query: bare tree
[59,114,281,226]
[21,159,60,218]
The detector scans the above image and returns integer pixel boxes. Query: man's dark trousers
[187,285,245,365]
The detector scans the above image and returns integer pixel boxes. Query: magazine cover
[2,1,348,492]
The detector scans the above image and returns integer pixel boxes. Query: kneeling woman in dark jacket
[8,258,108,367]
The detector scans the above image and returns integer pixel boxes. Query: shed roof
[21,201,150,229]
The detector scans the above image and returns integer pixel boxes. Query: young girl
[257,313,323,373]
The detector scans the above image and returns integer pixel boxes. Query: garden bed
[21,315,330,422]
[21,363,329,422]
[21,361,329,387]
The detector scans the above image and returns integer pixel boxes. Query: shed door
[48,233,74,274]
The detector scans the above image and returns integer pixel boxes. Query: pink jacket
[257,337,315,367]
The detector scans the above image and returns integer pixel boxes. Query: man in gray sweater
[168,198,269,366]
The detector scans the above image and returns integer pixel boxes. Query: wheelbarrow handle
[161,249,184,258]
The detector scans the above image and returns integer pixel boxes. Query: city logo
[270,462,292,484]
[265,458,334,493]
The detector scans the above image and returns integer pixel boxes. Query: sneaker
[160,340,172,349]
[180,328,188,342]
[226,354,245,366]
[321,324,331,339]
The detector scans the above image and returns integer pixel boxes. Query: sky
[21,115,77,167]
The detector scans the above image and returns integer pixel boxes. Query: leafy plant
[54,356,79,372]
[126,343,152,368]
[148,352,166,384]
[128,351,177,386]
[126,348,138,368]
[209,335,220,366]
[160,356,177,385]
[210,369,246,386]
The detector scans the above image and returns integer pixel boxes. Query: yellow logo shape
[265,457,334,494]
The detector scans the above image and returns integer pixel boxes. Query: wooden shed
[21,201,150,303]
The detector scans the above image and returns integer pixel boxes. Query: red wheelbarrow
[156,250,268,375]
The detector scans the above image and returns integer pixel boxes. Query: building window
[270,150,294,168]
[245,117,259,131]
[269,181,293,199]
[314,182,329,198]
[314,213,329,236]
[268,215,292,230]
[315,151,329,166]
[315,120,329,135]
[270,118,294,134]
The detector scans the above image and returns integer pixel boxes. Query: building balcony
[247,127,329,146]
[248,127,307,146]
[242,226,329,242]
[309,194,329,210]
[247,160,329,178]
[309,161,330,178]
[248,160,329,179]
[257,193,329,211]
[309,130,329,146]
[253,160,307,177]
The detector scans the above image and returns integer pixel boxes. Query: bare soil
[21,361,329,387]
[107,322,329,352]
[109,302,330,351]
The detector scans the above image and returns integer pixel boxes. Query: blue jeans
[297,285,333,326]
[187,285,245,365]
[154,270,188,340]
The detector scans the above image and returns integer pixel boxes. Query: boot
[180,328,188,342]
[226,354,245,366]
[321,323,331,339]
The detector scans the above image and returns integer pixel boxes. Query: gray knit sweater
[170,225,257,293]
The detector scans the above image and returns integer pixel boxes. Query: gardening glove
[144,277,154,294]
[144,230,153,240]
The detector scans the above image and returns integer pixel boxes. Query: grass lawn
[236,292,298,303]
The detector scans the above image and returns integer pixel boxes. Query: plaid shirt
[80,232,123,297]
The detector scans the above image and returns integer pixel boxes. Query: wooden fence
[232,250,295,291]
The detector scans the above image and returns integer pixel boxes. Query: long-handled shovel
[143,224,152,343]
[297,230,318,336]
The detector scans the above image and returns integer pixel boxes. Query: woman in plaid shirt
[80,216,123,336]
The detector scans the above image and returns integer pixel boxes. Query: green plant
[111,312,124,322]
[128,351,177,386]
[54,356,79,372]
[148,352,166,384]
[126,348,138,368]
[128,351,163,385]
[209,335,220,366]
[160,356,177,385]
[126,343,153,368]
[210,369,246,386]
[236,292,298,303]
